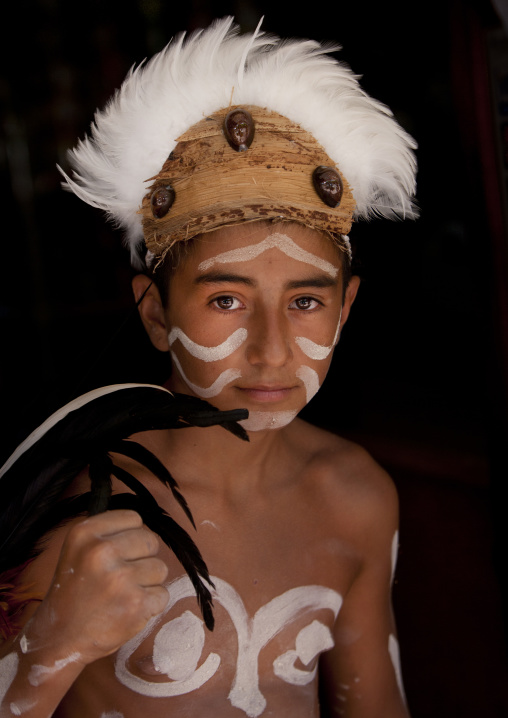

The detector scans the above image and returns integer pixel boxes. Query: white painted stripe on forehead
[198,233,339,278]
[295,308,343,361]
[171,353,241,398]
[168,327,247,362]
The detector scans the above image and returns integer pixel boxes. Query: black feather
[109,439,195,528]
[0,385,248,629]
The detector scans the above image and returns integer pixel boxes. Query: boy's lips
[236,385,296,403]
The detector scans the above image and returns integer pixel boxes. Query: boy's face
[148,222,358,431]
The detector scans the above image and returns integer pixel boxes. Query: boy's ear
[340,275,361,328]
[132,274,170,352]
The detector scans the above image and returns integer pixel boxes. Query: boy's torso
[47,419,366,717]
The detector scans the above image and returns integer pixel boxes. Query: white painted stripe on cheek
[295,308,343,361]
[171,353,241,399]
[168,327,247,362]
[198,233,338,278]
[296,366,321,404]
[239,411,298,432]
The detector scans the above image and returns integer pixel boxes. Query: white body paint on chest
[168,327,247,361]
[198,233,339,278]
[171,353,241,398]
[115,576,342,717]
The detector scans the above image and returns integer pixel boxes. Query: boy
[0,17,416,717]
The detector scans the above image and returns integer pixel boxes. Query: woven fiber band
[140,105,355,259]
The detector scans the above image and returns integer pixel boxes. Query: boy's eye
[291,297,321,311]
[212,296,243,310]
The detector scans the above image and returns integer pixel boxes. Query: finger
[128,556,169,587]
[71,510,143,545]
[143,585,170,618]
[108,526,161,561]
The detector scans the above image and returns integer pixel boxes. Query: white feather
[59,17,417,266]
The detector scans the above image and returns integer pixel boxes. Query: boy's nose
[245,310,293,367]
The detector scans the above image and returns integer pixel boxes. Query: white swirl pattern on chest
[115,576,342,716]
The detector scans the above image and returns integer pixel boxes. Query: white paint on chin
[168,327,247,362]
[295,366,321,404]
[239,410,298,432]
[171,353,241,399]
[198,232,339,278]
[295,308,343,360]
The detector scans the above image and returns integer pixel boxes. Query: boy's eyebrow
[194,272,338,289]
[194,271,255,286]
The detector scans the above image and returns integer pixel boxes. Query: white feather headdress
[60,17,417,266]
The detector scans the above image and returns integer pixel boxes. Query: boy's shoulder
[287,418,399,538]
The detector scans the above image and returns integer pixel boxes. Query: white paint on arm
[168,327,247,362]
[198,233,339,278]
[388,634,407,704]
[391,531,399,584]
[0,653,19,703]
[27,652,81,687]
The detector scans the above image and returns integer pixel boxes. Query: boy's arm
[319,464,410,718]
[0,510,169,717]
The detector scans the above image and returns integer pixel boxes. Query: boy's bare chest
[60,477,357,717]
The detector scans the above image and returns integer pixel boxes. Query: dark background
[1,0,508,715]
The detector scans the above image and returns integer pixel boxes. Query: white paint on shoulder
[27,652,81,687]
[171,353,241,398]
[198,232,339,278]
[0,653,19,703]
[295,366,320,404]
[239,410,298,432]
[168,327,247,362]
[100,712,124,718]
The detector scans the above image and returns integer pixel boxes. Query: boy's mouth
[236,385,295,403]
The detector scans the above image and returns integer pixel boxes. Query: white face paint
[27,652,81,687]
[168,327,247,362]
[198,232,339,278]
[116,575,342,718]
[171,353,241,398]
[295,308,343,361]
[239,411,298,432]
[295,366,321,404]
[388,634,406,704]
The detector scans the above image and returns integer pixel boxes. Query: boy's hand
[27,510,169,665]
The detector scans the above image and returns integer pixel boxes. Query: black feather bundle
[0,384,249,631]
